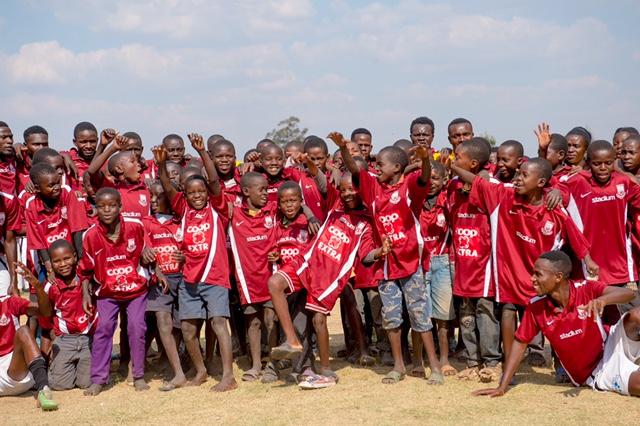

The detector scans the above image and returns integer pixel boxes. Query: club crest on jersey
[541,220,554,236]
[436,213,446,227]
[139,194,148,207]
[61,206,68,219]
[0,313,9,326]
[355,221,366,236]
[264,216,274,229]
[297,230,308,243]
[126,238,136,252]
[577,308,588,320]
[389,191,401,204]
[616,184,626,199]
[234,196,242,208]
[175,228,184,242]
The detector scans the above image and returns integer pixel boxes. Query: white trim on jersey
[228,224,251,304]
[198,206,219,283]
[488,205,500,300]
[317,230,366,302]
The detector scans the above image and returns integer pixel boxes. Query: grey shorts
[48,334,92,390]
[242,300,273,315]
[146,273,181,313]
[179,282,230,320]
[379,269,432,332]
[425,255,455,321]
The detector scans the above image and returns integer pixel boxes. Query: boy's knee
[268,274,286,294]
[211,316,228,331]
[247,315,261,329]
[180,321,197,339]
[312,313,327,329]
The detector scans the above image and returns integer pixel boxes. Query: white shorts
[589,314,640,395]
[0,352,35,397]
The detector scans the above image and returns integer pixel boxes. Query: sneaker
[298,373,336,390]
[37,386,59,411]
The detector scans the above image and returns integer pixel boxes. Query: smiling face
[278,187,302,220]
[212,144,236,176]
[374,151,401,183]
[587,148,615,184]
[531,258,562,296]
[96,192,122,225]
[453,145,477,172]
[496,145,520,182]
[261,146,284,177]
[35,171,61,200]
[513,162,544,196]
[242,176,268,210]
[184,178,209,210]
[50,245,77,279]
[339,174,361,209]
[74,129,98,160]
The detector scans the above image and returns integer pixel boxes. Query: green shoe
[37,386,59,411]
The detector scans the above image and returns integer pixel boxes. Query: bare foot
[186,371,208,387]
[83,383,103,396]
[134,378,150,391]
[210,376,238,392]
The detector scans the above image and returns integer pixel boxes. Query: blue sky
[1,0,639,155]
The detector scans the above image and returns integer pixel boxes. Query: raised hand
[14,261,40,288]
[113,134,131,151]
[100,128,118,146]
[534,122,551,150]
[577,298,606,322]
[411,144,431,161]
[188,133,205,152]
[327,132,348,148]
[152,145,168,165]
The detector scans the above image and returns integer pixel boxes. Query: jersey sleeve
[357,169,379,209]
[585,280,607,300]
[77,233,95,282]
[356,222,377,261]
[4,195,22,232]
[170,192,187,217]
[560,211,590,259]
[406,171,429,215]
[210,193,229,219]
[9,295,31,316]
[25,206,47,251]
[514,306,541,343]
[67,190,89,233]
[469,176,505,213]
[626,178,640,211]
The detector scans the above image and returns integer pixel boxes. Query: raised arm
[15,261,52,317]
[450,163,478,185]
[87,129,119,177]
[328,132,360,178]
[578,285,635,319]
[535,122,551,158]
[188,133,221,197]
[152,146,179,202]
[412,144,432,186]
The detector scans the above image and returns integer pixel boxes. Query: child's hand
[534,122,551,150]
[544,189,563,210]
[113,134,130,151]
[327,132,347,148]
[245,151,261,163]
[82,289,93,315]
[188,133,205,153]
[577,298,605,322]
[61,152,79,178]
[141,248,157,265]
[411,144,431,161]
[100,128,118,146]
[15,144,26,162]
[584,256,599,281]
[267,251,280,263]
[241,162,254,174]
[171,250,185,265]
[14,261,39,288]
[152,145,167,165]
[24,179,36,194]
[307,217,321,236]
[155,270,169,294]
[380,236,393,257]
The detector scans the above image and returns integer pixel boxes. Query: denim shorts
[379,269,432,332]
[425,255,455,321]
[179,282,230,320]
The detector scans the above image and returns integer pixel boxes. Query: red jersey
[61,148,91,192]
[516,280,608,385]
[222,169,243,208]
[549,165,573,188]
[98,175,150,219]
[15,155,32,194]
[0,191,21,237]
[172,192,230,288]
[0,157,17,195]
[44,277,97,336]
[274,213,312,267]
[560,171,640,284]
[142,214,182,275]
[78,217,148,300]
[445,178,494,298]
[471,177,590,305]
[286,167,326,221]
[358,170,428,280]
[420,191,450,271]
[295,207,375,311]
[24,185,89,251]
[229,202,278,305]
[0,295,30,356]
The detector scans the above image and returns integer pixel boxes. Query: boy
[351,128,376,173]
[494,140,524,184]
[144,134,188,180]
[565,126,591,170]
[621,135,640,179]
[613,127,638,159]
[535,123,571,186]
[451,157,598,370]
[155,134,237,392]
[331,131,444,385]
[79,188,150,395]
[210,138,242,207]
[87,134,150,219]
[228,172,277,382]
[63,122,99,191]
[0,121,17,195]
[142,181,186,391]
[268,172,380,387]
[474,251,639,397]
[16,125,49,193]
[43,240,97,390]
[1,264,57,410]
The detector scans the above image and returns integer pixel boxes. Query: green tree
[480,132,497,147]
[265,116,308,147]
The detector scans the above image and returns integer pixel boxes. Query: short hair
[623,135,640,146]
[162,134,183,145]
[243,149,258,162]
[122,131,142,143]
[393,139,413,151]
[165,161,180,172]
[180,165,202,179]
[523,158,553,182]
[107,151,131,176]
[431,161,446,177]
[499,140,524,157]
[277,180,302,198]
[566,126,592,144]
[378,146,409,171]
[260,143,283,157]
[256,139,275,149]
[24,125,48,140]
[549,133,568,153]
[614,127,639,137]
[490,146,499,153]
[32,147,61,165]
[29,162,56,183]
[240,171,266,189]
[538,250,572,277]
[284,140,303,151]
[303,136,328,155]
[211,138,235,155]
[95,187,121,203]
[410,117,435,134]
[458,139,490,166]
[0,121,9,128]
[586,140,614,160]
[48,239,75,257]
[73,121,97,139]
[448,118,472,130]
[350,128,372,140]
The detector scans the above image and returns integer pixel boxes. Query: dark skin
[163,137,186,163]
[411,124,434,147]
[304,146,329,172]
[566,134,588,168]
[588,148,616,185]
[261,145,285,178]
[87,133,139,191]
[353,133,373,161]
[613,131,633,159]
[0,125,15,160]
[474,258,637,398]
[620,139,640,178]
[496,145,522,183]
[74,130,99,162]
[211,144,236,181]
[448,122,473,149]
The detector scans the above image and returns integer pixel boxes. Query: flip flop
[270,343,303,361]
[382,370,406,384]
[241,369,261,382]
[426,371,444,385]
[159,381,185,392]
[442,364,458,376]
[357,355,376,367]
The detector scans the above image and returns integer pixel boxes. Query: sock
[28,357,48,391]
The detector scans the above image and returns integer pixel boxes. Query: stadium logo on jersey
[126,238,136,252]
[390,191,401,204]
[559,328,583,340]
[264,216,274,229]
[436,213,446,227]
[0,313,9,326]
[616,184,626,199]
[61,206,68,219]
[139,194,148,207]
[541,220,554,236]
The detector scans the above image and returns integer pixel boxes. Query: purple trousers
[90,293,147,384]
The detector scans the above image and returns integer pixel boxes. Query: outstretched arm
[412,144,432,186]
[189,133,221,197]
[450,163,477,185]
[473,339,527,397]
[15,261,52,317]
[87,129,119,177]
[328,132,360,179]
[535,122,551,158]
[153,146,179,202]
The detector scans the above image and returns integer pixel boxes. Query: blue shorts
[425,255,455,321]
[179,282,230,320]
[379,269,432,332]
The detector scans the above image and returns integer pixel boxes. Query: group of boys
[0,117,639,412]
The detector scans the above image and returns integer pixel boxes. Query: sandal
[457,366,480,381]
[408,366,426,378]
[426,371,444,385]
[241,368,261,382]
[357,354,376,367]
[382,370,406,384]
[270,343,303,361]
[261,363,279,383]
[442,364,458,376]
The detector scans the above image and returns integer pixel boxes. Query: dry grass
[4,310,637,426]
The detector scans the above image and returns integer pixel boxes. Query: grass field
[4,309,638,426]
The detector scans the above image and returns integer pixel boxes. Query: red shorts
[275,259,342,315]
